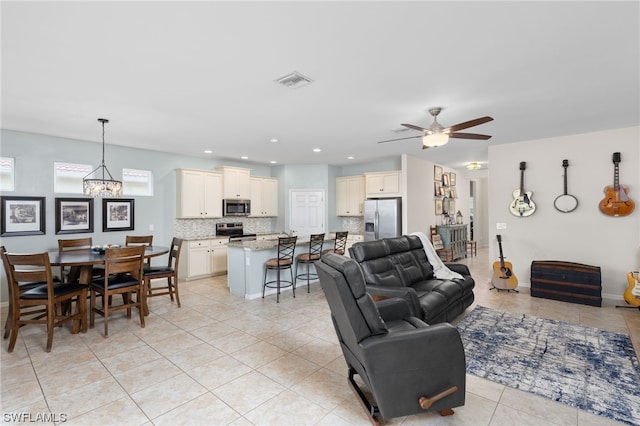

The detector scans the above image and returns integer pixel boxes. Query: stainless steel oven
[223,199,251,216]
[216,222,256,242]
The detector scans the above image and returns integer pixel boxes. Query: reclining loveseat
[349,234,475,323]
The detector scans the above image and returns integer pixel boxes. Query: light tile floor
[1,247,638,425]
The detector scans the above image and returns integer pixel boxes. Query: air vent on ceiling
[275,71,313,89]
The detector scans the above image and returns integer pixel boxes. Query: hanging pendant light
[83,118,122,197]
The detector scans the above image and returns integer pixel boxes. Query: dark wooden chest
[530,261,602,307]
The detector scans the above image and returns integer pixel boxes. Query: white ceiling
[2,1,639,170]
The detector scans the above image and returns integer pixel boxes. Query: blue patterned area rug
[456,306,640,425]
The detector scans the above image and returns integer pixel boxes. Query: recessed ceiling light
[313,148,321,153]
[240,156,248,160]
[204,150,212,154]
[270,160,277,164]
[270,138,278,143]
[347,156,355,160]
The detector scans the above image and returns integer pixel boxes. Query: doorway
[289,189,325,236]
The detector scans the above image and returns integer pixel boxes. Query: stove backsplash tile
[174,218,273,239]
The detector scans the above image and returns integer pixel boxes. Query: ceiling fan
[378,107,494,149]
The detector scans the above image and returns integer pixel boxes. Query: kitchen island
[227,238,335,299]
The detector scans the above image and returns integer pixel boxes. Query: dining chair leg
[79,290,87,333]
[290,267,295,298]
[262,266,267,299]
[171,276,181,307]
[3,304,13,339]
[45,302,54,353]
[7,308,19,352]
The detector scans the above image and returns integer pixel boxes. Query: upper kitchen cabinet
[176,169,222,218]
[336,175,365,216]
[364,171,402,198]
[217,166,251,199]
[250,177,278,217]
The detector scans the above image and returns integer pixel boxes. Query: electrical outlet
[496,223,507,230]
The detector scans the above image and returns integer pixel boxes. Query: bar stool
[294,233,325,293]
[263,237,297,303]
[323,231,348,256]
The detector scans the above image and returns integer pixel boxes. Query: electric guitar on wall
[509,161,536,217]
[599,152,635,217]
[491,235,518,291]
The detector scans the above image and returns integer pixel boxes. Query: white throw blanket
[410,231,463,280]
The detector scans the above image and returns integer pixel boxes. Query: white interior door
[289,190,325,237]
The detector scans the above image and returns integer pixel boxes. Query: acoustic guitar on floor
[599,152,635,217]
[491,235,518,291]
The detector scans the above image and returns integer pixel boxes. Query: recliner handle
[418,385,459,410]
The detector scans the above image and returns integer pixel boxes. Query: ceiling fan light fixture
[466,162,482,170]
[422,132,449,148]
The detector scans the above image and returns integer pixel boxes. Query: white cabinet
[181,238,228,280]
[176,169,222,218]
[250,177,278,217]
[336,175,365,216]
[364,171,402,198]
[217,166,251,199]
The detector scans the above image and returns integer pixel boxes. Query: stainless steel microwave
[223,199,251,216]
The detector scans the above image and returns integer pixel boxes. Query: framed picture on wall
[442,197,449,214]
[435,198,443,215]
[102,198,134,232]
[442,173,450,187]
[450,172,456,186]
[1,196,46,237]
[55,197,93,234]
[434,182,441,196]
[434,165,442,182]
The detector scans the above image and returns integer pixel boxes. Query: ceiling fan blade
[449,132,492,140]
[377,135,421,144]
[401,123,429,132]
[446,116,493,133]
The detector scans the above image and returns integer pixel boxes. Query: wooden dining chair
[3,250,87,352]
[89,246,145,338]
[126,235,154,267]
[143,237,183,311]
[58,237,93,283]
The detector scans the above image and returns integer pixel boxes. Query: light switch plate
[496,223,507,230]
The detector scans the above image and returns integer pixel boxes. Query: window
[54,162,92,194]
[0,157,15,191]
[123,168,153,196]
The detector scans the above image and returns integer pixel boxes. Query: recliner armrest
[445,263,471,276]
[360,323,465,373]
[375,297,413,322]
[365,285,422,318]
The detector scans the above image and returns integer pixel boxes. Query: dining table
[48,245,170,316]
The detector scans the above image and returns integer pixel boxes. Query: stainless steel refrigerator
[364,198,402,241]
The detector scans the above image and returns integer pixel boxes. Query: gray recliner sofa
[316,253,466,423]
[349,235,475,323]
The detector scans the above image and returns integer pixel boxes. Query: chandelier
[83,118,122,197]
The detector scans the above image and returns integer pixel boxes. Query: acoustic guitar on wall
[491,235,518,291]
[599,152,635,217]
[509,161,536,217]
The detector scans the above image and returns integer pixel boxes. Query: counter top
[228,237,335,251]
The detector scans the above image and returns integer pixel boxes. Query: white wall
[402,154,469,236]
[488,126,639,304]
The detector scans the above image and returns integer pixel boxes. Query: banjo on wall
[554,159,578,213]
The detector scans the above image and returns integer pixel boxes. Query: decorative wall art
[102,198,134,232]
[435,198,443,215]
[1,196,46,236]
[434,165,443,182]
[55,197,94,234]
